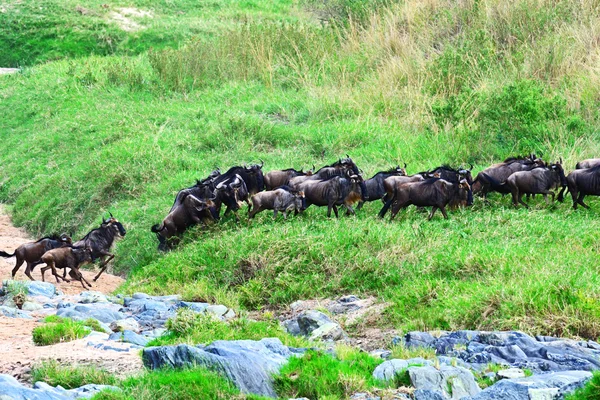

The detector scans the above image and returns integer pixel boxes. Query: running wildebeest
[40,246,94,289]
[289,157,360,187]
[249,187,306,219]
[506,160,566,208]
[213,163,265,196]
[427,165,474,208]
[294,174,366,217]
[576,158,600,169]
[264,167,314,190]
[0,234,72,281]
[378,174,433,218]
[388,178,472,221]
[152,194,216,251]
[215,174,250,220]
[558,164,600,209]
[356,165,407,210]
[73,214,126,281]
[472,154,545,198]
[169,168,221,213]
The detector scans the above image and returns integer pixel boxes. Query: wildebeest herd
[2,154,600,284]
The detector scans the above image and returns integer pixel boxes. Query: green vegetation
[274,350,382,399]
[565,372,600,400]
[2,0,600,341]
[32,360,116,389]
[32,315,99,346]
[4,280,28,308]
[148,308,309,347]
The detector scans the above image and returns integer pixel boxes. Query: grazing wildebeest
[506,161,567,208]
[472,155,545,198]
[295,174,366,217]
[0,234,72,281]
[356,165,407,210]
[289,157,360,187]
[215,174,250,220]
[264,167,314,190]
[249,187,306,219]
[40,246,93,289]
[557,165,600,209]
[73,214,126,281]
[576,158,600,169]
[388,178,471,221]
[378,174,433,218]
[152,194,216,251]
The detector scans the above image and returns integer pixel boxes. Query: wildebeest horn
[346,154,350,158]
[312,164,315,171]
[559,157,563,164]
[469,164,473,171]
[109,212,114,219]
[404,162,407,168]
[260,159,264,167]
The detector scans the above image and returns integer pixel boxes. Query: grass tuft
[32,316,98,346]
[32,360,116,389]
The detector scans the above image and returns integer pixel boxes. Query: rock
[132,293,150,300]
[21,301,43,312]
[0,306,31,319]
[1,281,57,298]
[175,301,209,313]
[497,368,526,379]
[110,318,140,333]
[68,384,121,398]
[206,304,229,318]
[408,365,481,399]
[79,291,108,304]
[2,297,16,308]
[413,389,447,400]
[109,330,150,347]
[143,338,299,397]
[0,373,120,399]
[57,304,124,324]
[283,319,302,336]
[224,308,236,320]
[373,359,409,381]
[297,310,334,336]
[328,295,363,314]
[470,370,592,400]
[370,349,392,359]
[349,393,381,400]
[309,322,345,341]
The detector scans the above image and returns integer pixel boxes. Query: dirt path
[0,204,142,381]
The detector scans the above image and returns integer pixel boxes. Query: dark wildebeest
[73,214,126,281]
[426,165,474,208]
[472,154,545,198]
[506,160,567,208]
[249,187,306,219]
[576,158,600,169]
[169,168,221,213]
[377,174,434,218]
[213,163,265,197]
[215,174,250,220]
[264,167,314,190]
[151,194,216,251]
[289,157,360,187]
[388,178,472,221]
[0,234,72,281]
[40,246,94,289]
[356,165,407,210]
[558,165,600,209]
[295,174,366,217]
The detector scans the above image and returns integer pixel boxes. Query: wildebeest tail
[151,224,165,233]
[0,250,15,258]
[479,173,510,194]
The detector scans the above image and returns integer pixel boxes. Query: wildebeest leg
[428,206,438,220]
[378,199,394,218]
[93,253,114,282]
[11,257,25,280]
[282,211,288,220]
[518,193,529,208]
[345,204,355,216]
[70,269,91,289]
[356,201,364,211]
[440,206,449,219]
[273,209,278,220]
[333,205,339,218]
[578,193,590,209]
[23,261,36,281]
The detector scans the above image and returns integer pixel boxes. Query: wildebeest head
[340,155,360,175]
[458,164,474,184]
[102,213,127,238]
[350,174,367,201]
[59,233,73,245]
[72,246,94,263]
[550,159,567,187]
[294,190,306,211]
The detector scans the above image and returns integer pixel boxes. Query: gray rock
[68,384,121,398]
[56,304,123,324]
[283,319,302,336]
[370,349,392,359]
[328,295,363,314]
[497,368,525,379]
[0,306,32,319]
[309,322,345,341]
[109,318,140,333]
[79,292,108,304]
[109,330,150,347]
[413,389,446,400]
[21,301,43,312]
[408,365,481,399]
[175,301,209,313]
[25,281,57,298]
[206,305,228,318]
[470,370,592,400]
[0,374,119,399]
[297,310,334,336]
[143,338,298,397]
[373,359,409,381]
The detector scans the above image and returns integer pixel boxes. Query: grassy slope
[2,0,600,340]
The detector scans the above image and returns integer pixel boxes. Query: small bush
[32,360,116,389]
[32,316,93,346]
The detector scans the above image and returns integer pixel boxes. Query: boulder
[21,301,43,312]
[143,338,298,397]
[0,374,119,399]
[327,295,363,314]
[408,365,481,399]
[296,310,334,336]
[24,281,57,298]
[373,359,409,381]
[56,304,123,324]
[175,301,209,313]
[282,319,302,336]
[206,305,229,318]
[0,306,31,319]
[109,318,140,333]
[497,368,526,380]
[79,291,108,304]
[413,389,447,400]
[109,330,150,347]
[309,322,345,341]
[470,370,592,400]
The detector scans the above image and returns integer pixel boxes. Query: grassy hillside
[2,0,600,340]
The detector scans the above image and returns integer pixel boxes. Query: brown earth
[0,204,143,382]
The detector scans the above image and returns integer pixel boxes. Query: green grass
[32,316,99,346]
[32,360,116,389]
[2,0,600,343]
[147,308,309,348]
[565,372,600,400]
[91,368,263,400]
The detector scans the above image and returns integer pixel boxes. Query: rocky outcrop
[0,374,119,399]
[283,310,346,341]
[143,338,304,398]
[408,365,481,399]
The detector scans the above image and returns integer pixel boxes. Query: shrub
[32,360,116,389]
[32,316,95,346]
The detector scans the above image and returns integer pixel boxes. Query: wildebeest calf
[40,246,93,289]
[249,187,306,219]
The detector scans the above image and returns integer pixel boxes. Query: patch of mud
[108,7,153,32]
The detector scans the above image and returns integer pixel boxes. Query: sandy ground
[0,205,143,381]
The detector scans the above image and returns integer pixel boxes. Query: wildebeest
[558,165,600,209]
[0,234,72,281]
[506,161,566,208]
[426,165,474,208]
[215,174,250,220]
[378,174,432,218]
[73,214,126,281]
[40,246,93,289]
[289,157,360,187]
[169,169,221,213]
[249,187,306,219]
[388,178,472,221]
[264,167,314,190]
[213,163,265,196]
[472,155,545,198]
[356,165,407,210]
[576,158,600,169]
[151,194,216,251]
[294,174,366,217]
